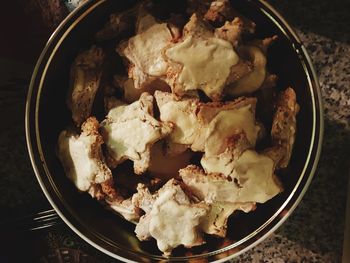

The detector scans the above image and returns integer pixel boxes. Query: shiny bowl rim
[25,0,324,262]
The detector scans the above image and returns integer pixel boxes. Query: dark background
[0,0,349,262]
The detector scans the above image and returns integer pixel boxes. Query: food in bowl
[56,0,299,256]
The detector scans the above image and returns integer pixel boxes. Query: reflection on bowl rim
[25,0,324,262]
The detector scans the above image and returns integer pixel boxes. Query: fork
[0,209,61,231]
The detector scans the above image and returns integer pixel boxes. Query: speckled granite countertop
[0,0,349,262]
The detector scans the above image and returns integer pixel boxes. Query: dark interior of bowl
[29,0,319,261]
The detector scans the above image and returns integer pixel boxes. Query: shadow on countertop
[262,3,350,259]
[268,0,350,43]
[278,120,350,261]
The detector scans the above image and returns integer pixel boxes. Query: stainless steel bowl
[25,0,323,262]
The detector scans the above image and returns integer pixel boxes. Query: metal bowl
[25,0,323,262]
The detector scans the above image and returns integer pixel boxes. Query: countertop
[0,0,349,262]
